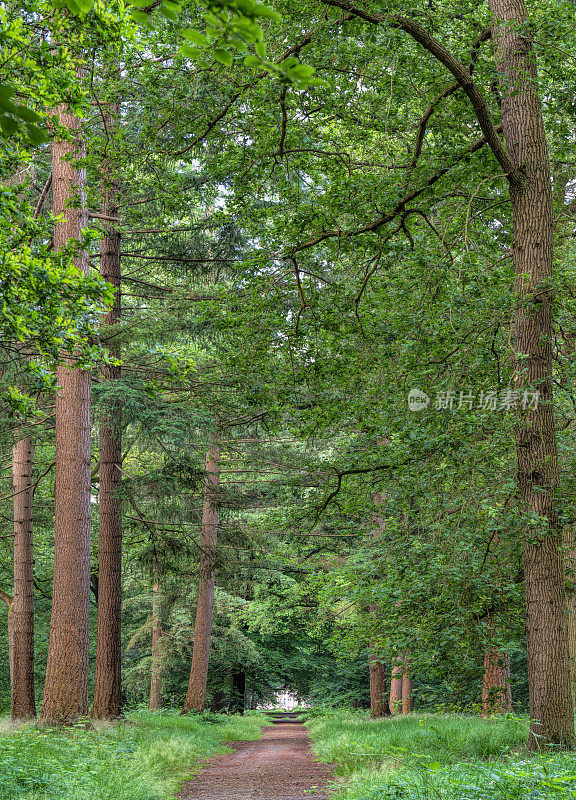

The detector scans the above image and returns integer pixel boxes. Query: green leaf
[131,9,154,26]
[214,48,233,66]
[251,3,281,21]
[254,40,266,58]
[0,85,16,111]
[228,37,247,51]
[178,44,204,59]
[63,0,93,14]
[0,115,18,136]
[26,123,48,145]
[243,54,261,67]
[159,5,178,20]
[13,105,42,123]
[182,29,210,47]
[286,64,315,80]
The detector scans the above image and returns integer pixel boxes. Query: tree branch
[319,0,521,183]
[289,125,502,255]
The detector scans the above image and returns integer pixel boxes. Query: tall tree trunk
[389,654,403,715]
[41,102,92,725]
[229,670,245,714]
[92,108,123,720]
[488,0,575,749]
[369,493,390,717]
[149,562,163,711]
[11,436,36,720]
[183,443,220,713]
[401,650,413,714]
[563,528,576,707]
[369,644,389,718]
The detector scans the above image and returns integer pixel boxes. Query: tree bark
[92,107,123,720]
[563,528,576,707]
[369,647,389,718]
[488,0,575,749]
[229,670,246,714]
[368,493,390,717]
[41,102,92,725]
[11,436,36,720]
[389,654,403,715]
[149,562,163,711]
[401,650,413,714]
[183,443,220,713]
[482,650,512,717]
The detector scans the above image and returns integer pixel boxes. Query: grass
[305,710,576,800]
[0,709,264,800]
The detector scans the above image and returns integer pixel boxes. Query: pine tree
[41,100,92,724]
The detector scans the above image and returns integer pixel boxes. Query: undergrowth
[306,710,576,800]
[0,709,263,800]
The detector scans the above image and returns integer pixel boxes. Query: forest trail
[179,713,334,800]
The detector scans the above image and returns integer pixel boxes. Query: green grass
[0,709,263,800]
[305,711,576,800]
[305,711,528,774]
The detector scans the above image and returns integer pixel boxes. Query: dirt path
[179,718,334,800]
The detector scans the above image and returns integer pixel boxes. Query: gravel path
[179,717,334,800]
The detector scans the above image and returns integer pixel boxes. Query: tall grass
[306,711,576,800]
[0,709,263,800]
[306,711,528,774]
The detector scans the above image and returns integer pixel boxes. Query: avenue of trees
[2,0,576,751]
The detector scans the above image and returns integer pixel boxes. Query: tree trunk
[488,0,575,749]
[401,650,413,714]
[41,102,92,725]
[229,670,245,714]
[183,443,220,713]
[482,650,512,717]
[11,436,36,720]
[389,654,403,715]
[563,528,576,707]
[369,646,389,718]
[569,592,576,709]
[92,108,123,720]
[368,492,390,717]
[149,564,163,711]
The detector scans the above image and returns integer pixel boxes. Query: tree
[487,0,573,747]
[401,651,413,715]
[11,434,36,720]
[389,655,403,715]
[150,556,164,711]
[41,100,92,724]
[92,105,123,720]
[368,494,389,717]
[482,649,512,717]
[183,441,221,713]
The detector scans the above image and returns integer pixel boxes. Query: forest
[2,0,576,798]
